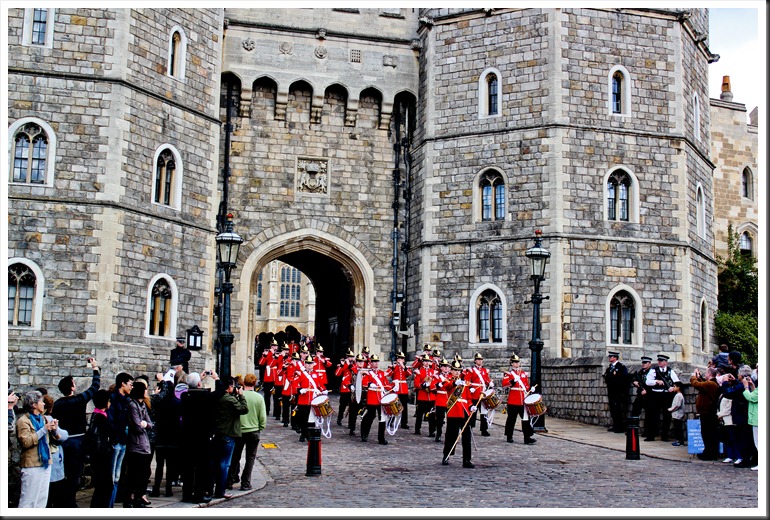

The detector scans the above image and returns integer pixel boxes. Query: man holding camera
[213,376,248,499]
[690,366,720,460]
[51,357,101,507]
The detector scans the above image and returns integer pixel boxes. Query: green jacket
[216,392,249,437]
[743,387,758,427]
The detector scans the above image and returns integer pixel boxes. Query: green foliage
[717,223,758,315]
[714,312,758,366]
[714,223,758,365]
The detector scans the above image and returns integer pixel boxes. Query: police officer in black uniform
[644,353,680,441]
[603,351,629,433]
[631,356,652,423]
[169,336,191,374]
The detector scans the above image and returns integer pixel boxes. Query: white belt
[456,399,467,403]
[393,380,406,383]
[437,391,447,394]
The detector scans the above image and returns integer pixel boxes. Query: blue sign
[687,418,704,454]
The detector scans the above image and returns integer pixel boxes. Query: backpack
[83,412,111,462]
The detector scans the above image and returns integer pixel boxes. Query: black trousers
[443,415,472,463]
[272,389,282,419]
[631,391,648,417]
[700,413,720,458]
[360,404,383,440]
[296,404,311,439]
[414,400,435,434]
[607,389,627,432]
[504,404,534,440]
[153,446,180,494]
[398,394,410,427]
[261,382,274,416]
[181,437,213,500]
[348,398,361,432]
[338,393,352,424]
[646,391,674,439]
[282,394,292,425]
[434,405,447,439]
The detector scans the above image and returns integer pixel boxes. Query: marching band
[258,340,543,465]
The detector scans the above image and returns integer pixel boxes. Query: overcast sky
[708,6,766,113]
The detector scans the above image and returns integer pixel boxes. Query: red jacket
[467,365,491,399]
[414,367,437,402]
[259,350,277,382]
[335,360,354,393]
[431,371,454,407]
[385,363,412,395]
[296,368,326,406]
[446,380,472,419]
[502,369,530,406]
[363,369,392,406]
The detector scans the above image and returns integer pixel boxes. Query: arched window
[696,184,705,238]
[611,72,623,114]
[154,149,175,205]
[167,27,187,79]
[607,170,631,222]
[700,299,708,352]
[742,167,753,200]
[10,123,48,184]
[479,170,505,221]
[487,75,499,116]
[280,266,301,318]
[608,65,632,116]
[740,232,753,257]
[609,291,635,345]
[693,93,701,141]
[148,278,172,336]
[478,68,502,119]
[256,270,263,317]
[8,263,36,327]
[476,289,503,343]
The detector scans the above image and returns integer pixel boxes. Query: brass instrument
[444,376,463,413]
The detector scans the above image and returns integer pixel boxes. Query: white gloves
[299,389,308,394]
[470,406,478,412]
[322,390,329,395]
[470,388,477,394]
[455,380,465,387]
[488,382,494,388]
[369,384,377,389]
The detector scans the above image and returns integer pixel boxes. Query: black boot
[506,436,513,443]
[378,422,389,445]
[463,460,475,469]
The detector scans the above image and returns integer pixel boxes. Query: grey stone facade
[7,7,721,430]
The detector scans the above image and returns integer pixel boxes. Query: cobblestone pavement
[209,394,759,511]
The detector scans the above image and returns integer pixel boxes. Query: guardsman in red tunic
[431,348,443,367]
[385,351,412,430]
[296,356,328,442]
[348,354,367,435]
[411,344,433,371]
[442,360,475,468]
[282,352,301,429]
[501,354,536,444]
[360,346,372,368]
[467,352,494,436]
[313,345,332,387]
[431,358,453,443]
[272,345,289,420]
[259,342,278,417]
[359,355,393,445]
[413,354,437,436]
[335,349,356,426]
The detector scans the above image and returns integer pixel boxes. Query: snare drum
[481,390,501,411]
[310,395,334,418]
[524,393,546,417]
[380,393,403,417]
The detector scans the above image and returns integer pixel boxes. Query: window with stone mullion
[8,265,35,326]
[12,135,30,183]
[478,302,490,342]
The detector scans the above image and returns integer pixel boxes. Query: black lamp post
[215,213,243,380]
[525,229,550,432]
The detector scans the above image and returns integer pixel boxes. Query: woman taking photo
[123,379,153,508]
[16,390,61,508]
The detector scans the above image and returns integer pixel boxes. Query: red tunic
[414,367,437,402]
[431,371,454,407]
[259,350,276,383]
[363,369,392,406]
[446,380,472,419]
[467,365,491,399]
[502,369,530,406]
[296,368,326,406]
[335,361,354,393]
[385,363,412,395]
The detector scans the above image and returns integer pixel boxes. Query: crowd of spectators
[7,354,266,509]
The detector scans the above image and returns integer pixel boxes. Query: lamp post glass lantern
[525,229,550,432]
[186,325,204,351]
[216,213,243,379]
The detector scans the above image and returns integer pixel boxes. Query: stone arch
[323,83,349,127]
[232,224,377,375]
[252,76,278,122]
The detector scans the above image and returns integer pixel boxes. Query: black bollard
[626,416,640,460]
[306,426,322,476]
